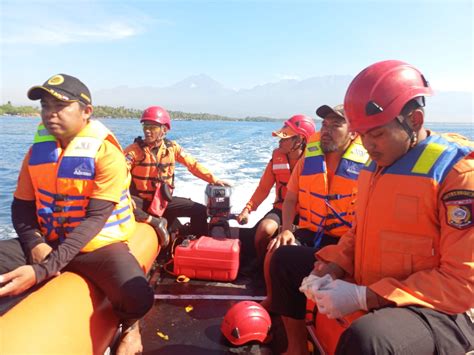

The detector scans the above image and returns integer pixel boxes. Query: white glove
[313,279,367,319]
[299,274,333,302]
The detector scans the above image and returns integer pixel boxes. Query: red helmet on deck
[221,301,271,346]
[141,106,171,130]
[284,114,316,140]
[344,60,433,134]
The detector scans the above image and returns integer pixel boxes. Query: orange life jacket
[128,137,175,201]
[298,135,369,239]
[28,121,136,252]
[271,149,293,209]
[353,133,473,286]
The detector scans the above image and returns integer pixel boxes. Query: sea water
[0,116,472,239]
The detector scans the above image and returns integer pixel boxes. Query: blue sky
[1,0,472,104]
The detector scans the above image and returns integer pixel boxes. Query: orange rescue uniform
[244,148,300,212]
[124,138,218,201]
[15,121,135,252]
[287,134,369,238]
[317,132,474,314]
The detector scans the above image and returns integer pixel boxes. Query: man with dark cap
[0,74,154,355]
[267,105,368,251]
[261,104,369,351]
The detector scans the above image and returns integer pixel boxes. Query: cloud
[0,1,148,45]
[275,74,302,81]
[2,22,141,45]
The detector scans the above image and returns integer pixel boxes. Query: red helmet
[284,114,316,140]
[141,106,171,130]
[344,60,433,134]
[221,301,271,346]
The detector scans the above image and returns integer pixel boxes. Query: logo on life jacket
[346,163,363,176]
[75,141,92,151]
[74,163,93,177]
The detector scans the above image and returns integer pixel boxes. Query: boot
[149,216,170,248]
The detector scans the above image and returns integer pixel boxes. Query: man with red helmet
[237,114,315,263]
[124,106,229,242]
[269,61,474,354]
[261,104,369,312]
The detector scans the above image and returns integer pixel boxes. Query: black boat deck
[140,228,287,354]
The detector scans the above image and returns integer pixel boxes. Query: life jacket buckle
[55,194,68,201]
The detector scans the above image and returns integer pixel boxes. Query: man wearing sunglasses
[125,106,229,245]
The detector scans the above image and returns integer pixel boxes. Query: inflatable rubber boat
[0,222,159,355]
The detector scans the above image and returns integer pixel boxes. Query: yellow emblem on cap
[47,75,64,86]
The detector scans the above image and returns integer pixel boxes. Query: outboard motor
[205,184,232,237]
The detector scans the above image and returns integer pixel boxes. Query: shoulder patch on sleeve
[442,190,473,230]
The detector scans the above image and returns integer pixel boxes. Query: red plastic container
[173,236,240,281]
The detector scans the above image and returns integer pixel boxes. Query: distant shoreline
[0,103,283,122]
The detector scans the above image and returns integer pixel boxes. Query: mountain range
[92,74,472,122]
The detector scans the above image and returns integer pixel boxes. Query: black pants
[133,195,208,237]
[0,238,154,320]
[269,244,317,319]
[270,231,339,319]
[268,241,473,354]
[336,307,474,355]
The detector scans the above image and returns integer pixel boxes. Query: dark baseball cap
[316,104,346,121]
[27,74,92,105]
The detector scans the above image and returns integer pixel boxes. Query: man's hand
[267,230,297,252]
[30,242,53,264]
[299,274,333,301]
[214,180,231,187]
[312,260,346,280]
[237,209,249,225]
[0,265,37,297]
[313,279,367,319]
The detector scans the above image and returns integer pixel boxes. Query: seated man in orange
[0,74,153,355]
[261,104,369,309]
[125,106,229,243]
[270,60,474,354]
[237,115,315,262]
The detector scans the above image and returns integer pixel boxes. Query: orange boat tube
[0,222,159,355]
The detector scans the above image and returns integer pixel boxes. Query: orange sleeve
[286,157,304,193]
[90,140,128,203]
[244,160,275,212]
[174,142,218,184]
[14,149,35,201]
[124,143,139,170]
[369,158,474,314]
[316,223,357,275]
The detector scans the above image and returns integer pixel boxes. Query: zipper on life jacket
[359,167,383,284]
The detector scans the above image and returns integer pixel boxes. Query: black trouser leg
[336,306,473,355]
[163,196,208,236]
[0,239,30,315]
[65,242,154,321]
[131,195,151,222]
[269,245,316,319]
